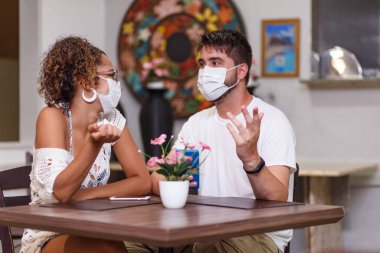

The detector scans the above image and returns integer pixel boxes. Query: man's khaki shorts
[124,234,279,253]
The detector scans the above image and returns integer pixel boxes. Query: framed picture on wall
[261,19,300,77]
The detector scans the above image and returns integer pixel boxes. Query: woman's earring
[82,88,97,103]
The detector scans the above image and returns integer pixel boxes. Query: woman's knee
[43,235,127,253]
[94,240,127,253]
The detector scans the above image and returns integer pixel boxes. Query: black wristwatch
[243,157,265,174]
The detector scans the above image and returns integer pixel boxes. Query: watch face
[118,0,246,118]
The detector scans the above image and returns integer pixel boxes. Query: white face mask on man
[197,65,241,101]
[97,76,121,114]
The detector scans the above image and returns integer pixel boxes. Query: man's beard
[213,73,239,103]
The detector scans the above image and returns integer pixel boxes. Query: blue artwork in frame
[261,19,300,77]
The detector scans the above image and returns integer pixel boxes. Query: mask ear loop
[226,64,242,72]
[82,88,97,103]
[225,64,242,88]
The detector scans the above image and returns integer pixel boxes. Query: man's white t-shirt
[175,96,296,252]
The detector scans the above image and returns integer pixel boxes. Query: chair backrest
[284,163,300,253]
[0,165,32,253]
[293,163,299,200]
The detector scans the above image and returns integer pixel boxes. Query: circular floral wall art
[118,0,245,118]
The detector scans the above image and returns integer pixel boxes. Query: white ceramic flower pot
[159,180,189,209]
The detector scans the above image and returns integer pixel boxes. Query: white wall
[0,0,109,165]
[39,0,106,51]
[19,0,40,146]
[3,0,380,251]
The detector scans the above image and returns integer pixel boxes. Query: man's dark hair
[197,30,252,82]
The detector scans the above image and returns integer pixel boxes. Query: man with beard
[150,29,297,253]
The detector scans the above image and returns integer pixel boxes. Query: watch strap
[244,157,265,174]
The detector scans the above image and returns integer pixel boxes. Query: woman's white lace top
[20,109,126,253]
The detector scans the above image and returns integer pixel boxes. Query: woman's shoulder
[35,106,67,149]
[38,106,66,121]
[37,107,67,132]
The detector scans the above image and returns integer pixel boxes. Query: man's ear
[238,63,249,80]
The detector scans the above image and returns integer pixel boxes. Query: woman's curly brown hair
[39,36,104,107]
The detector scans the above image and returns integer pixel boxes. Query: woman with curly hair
[20,36,151,253]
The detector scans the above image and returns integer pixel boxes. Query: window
[0,0,19,141]
[313,0,380,73]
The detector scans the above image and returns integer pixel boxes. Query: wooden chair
[0,165,32,253]
[284,163,300,253]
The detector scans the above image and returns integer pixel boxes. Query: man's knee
[192,234,278,253]
[64,236,127,253]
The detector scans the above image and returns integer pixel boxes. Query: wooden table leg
[304,176,349,253]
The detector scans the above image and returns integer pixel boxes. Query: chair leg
[180,245,192,253]
[1,226,15,253]
[284,243,290,253]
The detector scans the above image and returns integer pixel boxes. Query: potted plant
[140,57,172,85]
[140,134,211,208]
[138,57,174,159]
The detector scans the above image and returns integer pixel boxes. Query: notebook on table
[186,195,304,210]
[40,197,161,211]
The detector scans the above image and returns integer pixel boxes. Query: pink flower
[141,57,170,82]
[184,156,193,162]
[154,68,167,77]
[141,133,211,181]
[147,157,159,167]
[153,0,183,19]
[141,69,149,81]
[142,62,153,69]
[199,141,211,150]
[179,136,188,146]
[152,57,165,65]
[150,134,167,145]
[166,151,178,164]
[179,137,196,150]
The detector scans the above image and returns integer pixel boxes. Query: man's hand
[188,175,198,188]
[226,106,264,166]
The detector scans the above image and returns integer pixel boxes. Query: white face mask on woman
[97,76,121,114]
[197,65,240,101]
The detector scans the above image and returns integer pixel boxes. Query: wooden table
[0,197,344,253]
[297,161,377,253]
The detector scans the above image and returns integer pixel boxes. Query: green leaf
[159,163,174,175]
[176,161,192,177]
[156,168,170,177]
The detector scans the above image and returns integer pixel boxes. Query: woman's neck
[69,96,100,130]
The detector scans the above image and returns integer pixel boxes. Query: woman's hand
[88,120,121,144]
